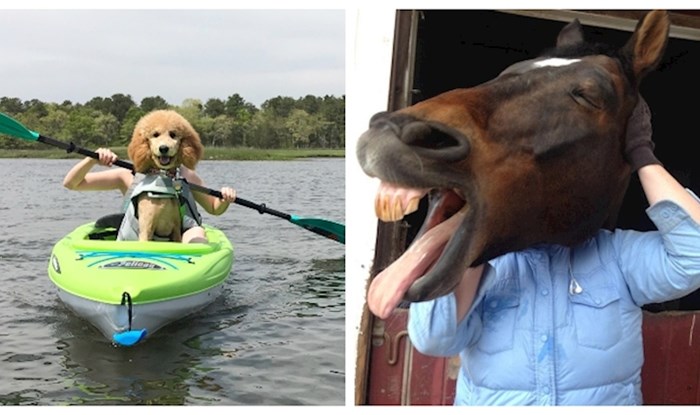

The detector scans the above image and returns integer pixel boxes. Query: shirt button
[543,386,551,394]
[541,289,549,296]
[490,300,498,308]
[594,298,601,305]
[541,334,548,342]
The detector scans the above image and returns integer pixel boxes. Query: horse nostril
[399,121,470,162]
[159,145,169,154]
[400,122,434,146]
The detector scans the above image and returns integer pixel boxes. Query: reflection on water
[0,158,345,405]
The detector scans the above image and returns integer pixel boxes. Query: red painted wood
[366,310,409,404]
[641,311,700,404]
[365,310,700,405]
[366,309,457,405]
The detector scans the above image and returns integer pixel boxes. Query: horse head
[356,10,670,318]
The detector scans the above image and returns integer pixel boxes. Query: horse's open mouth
[368,182,469,319]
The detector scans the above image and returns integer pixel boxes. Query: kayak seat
[95,213,125,229]
[88,213,125,240]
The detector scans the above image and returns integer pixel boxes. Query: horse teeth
[405,197,419,216]
[375,194,422,222]
[375,194,397,222]
[393,198,404,221]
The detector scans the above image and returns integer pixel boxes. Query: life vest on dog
[116,170,202,241]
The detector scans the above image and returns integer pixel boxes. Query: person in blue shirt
[407,97,700,405]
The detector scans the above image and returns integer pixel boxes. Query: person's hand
[219,187,236,203]
[95,148,118,167]
[624,96,661,171]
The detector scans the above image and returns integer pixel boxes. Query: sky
[0,9,344,108]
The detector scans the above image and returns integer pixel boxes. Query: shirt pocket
[569,285,622,350]
[477,290,521,354]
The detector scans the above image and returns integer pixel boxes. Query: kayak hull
[56,283,224,341]
[47,222,234,345]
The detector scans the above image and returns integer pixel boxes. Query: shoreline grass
[0,146,345,161]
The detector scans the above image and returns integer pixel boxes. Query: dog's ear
[180,122,204,169]
[128,122,153,173]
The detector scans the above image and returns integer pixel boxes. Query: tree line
[0,93,345,150]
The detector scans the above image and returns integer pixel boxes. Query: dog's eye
[152,132,160,138]
[169,131,177,139]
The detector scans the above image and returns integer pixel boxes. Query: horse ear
[622,10,670,83]
[556,19,585,48]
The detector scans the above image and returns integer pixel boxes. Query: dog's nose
[159,145,169,154]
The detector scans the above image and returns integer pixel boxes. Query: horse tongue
[367,209,466,319]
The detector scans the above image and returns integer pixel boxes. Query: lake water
[0,157,345,405]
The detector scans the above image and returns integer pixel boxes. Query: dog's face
[145,124,182,170]
[128,110,203,173]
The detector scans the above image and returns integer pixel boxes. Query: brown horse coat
[356,11,671,318]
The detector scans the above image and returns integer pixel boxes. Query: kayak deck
[48,222,234,305]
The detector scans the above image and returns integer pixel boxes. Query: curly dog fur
[127,110,204,241]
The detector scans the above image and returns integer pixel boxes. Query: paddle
[0,112,345,244]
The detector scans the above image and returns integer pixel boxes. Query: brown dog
[127,110,203,242]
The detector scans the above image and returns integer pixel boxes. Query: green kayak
[48,221,234,346]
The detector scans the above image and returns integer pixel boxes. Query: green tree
[261,96,296,118]
[319,95,345,148]
[297,94,322,114]
[0,97,24,114]
[39,105,69,139]
[25,99,48,118]
[249,110,285,148]
[177,99,204,133]
[286,109,322,148]
[64,107,101,146]
[225,94,257,121]
[140,96,169,113]
[94,113,120,146]
[119,107,146,145]
[204,98,226,118]
[109,93,136,122]
[197,115,235,147]
[85,96,111,114]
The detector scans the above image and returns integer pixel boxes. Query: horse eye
[570,87,601,109]
[169,131,177,139]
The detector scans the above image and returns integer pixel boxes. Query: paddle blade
[112,329,148,346]
[290,216,345,244]
[0,112,40,141]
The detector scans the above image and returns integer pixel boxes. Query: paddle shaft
[38,134,134,171]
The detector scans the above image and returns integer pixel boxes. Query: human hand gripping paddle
[0,112,345,244]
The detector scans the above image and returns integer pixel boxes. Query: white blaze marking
[533,58,582,68]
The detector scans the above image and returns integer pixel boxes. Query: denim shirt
[408,194,700,405]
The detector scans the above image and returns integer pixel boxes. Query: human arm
[62,148,132,195]
[181,167,237,215]
[639,164,700,223]
[626,96,700,220]
[618,97,700,304]
[407,265,485,356]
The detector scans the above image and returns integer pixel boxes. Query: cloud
[0,9,344,107]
